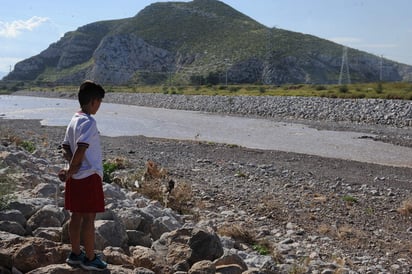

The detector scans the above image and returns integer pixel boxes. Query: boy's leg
[82,212,97,260]
[69,213,82,255]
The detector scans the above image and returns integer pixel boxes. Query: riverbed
[1,95,411,168]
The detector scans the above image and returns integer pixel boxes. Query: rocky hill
[4,0,412,85]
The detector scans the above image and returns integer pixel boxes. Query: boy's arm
[61,144,73,162]
[67,145,88,178]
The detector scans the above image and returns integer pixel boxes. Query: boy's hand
[58,169,67,182]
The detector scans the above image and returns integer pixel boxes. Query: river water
[1,95,411,168]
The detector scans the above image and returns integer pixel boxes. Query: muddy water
[1,95,411,168]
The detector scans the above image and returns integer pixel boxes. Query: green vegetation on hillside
[7,0,408,85]
[1,81,411,100]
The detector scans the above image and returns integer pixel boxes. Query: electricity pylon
[338,46,351,85]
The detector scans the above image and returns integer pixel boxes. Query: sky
[1,0,411,79]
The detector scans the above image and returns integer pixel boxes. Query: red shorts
[65,173,105,213]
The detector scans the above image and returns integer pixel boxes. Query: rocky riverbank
[1,92,412,273]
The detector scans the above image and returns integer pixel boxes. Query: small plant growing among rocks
[103,157,127,183]
[342,195,358,205]
[0,168,16,210]
[252,242,270,255]
[20,140,36,153]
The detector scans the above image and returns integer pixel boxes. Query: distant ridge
[4,0,412,84]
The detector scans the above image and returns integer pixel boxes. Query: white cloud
[0,16,49,38]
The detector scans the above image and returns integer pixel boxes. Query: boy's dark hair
[78,80,105,106]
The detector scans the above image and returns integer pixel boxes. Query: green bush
[229,86,240,92]
[20,140,36,153]
[339,85,349,93]
[253,243,270,255]
[342,195,358,204]
[385,93,403,100]
[103,162,119,183]
[376,82,383,94]
[0,174,16,210]
[103,158,127,183]
[314,85,326,91]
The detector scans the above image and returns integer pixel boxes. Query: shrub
[229,86,240,92]
[166,181,193,214]
[339,85,348,93]
[376,82,383,94]
[103,162,118,183]
[20,140,36,153]
[253,243,270,255]
[103,157,127,183]
[385,93,403,100]
[342,195,358,205]
[0,172,16,210]
[135,160,194,214]
[397,199,412,217]
[218,224,255,245]
[315,85,326,91]
[353,92,366,99]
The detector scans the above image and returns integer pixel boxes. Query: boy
[59,80,107,271]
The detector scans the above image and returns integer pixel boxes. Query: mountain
[4,0,412,85]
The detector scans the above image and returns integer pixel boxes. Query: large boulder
[0,221,25,236]
[95,220,128,251]
[0,209,26,227]
[131,246,168,274]
[152,227,224,271]
[0,236,70,273]
[26,205,66,232]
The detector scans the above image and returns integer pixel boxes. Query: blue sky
[1,0,411,79]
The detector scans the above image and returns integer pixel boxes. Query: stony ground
[1,115,412,272]
[2,91,412,272]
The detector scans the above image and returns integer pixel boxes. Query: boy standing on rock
[58,80,107,271]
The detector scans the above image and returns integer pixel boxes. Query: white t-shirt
[63,111,103,179]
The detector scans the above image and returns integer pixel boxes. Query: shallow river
[1,95,411,168]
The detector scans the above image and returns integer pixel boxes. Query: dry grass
[106,156,128,169]
[317,224,332,235]
[397,199,412,217]
[337,225,361,240]
[318,222,366,248]
[311,193,328,203]
[133,160,194,214]
[218,223,256,245]
[166,181,193,214]
[255,195,286,221]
